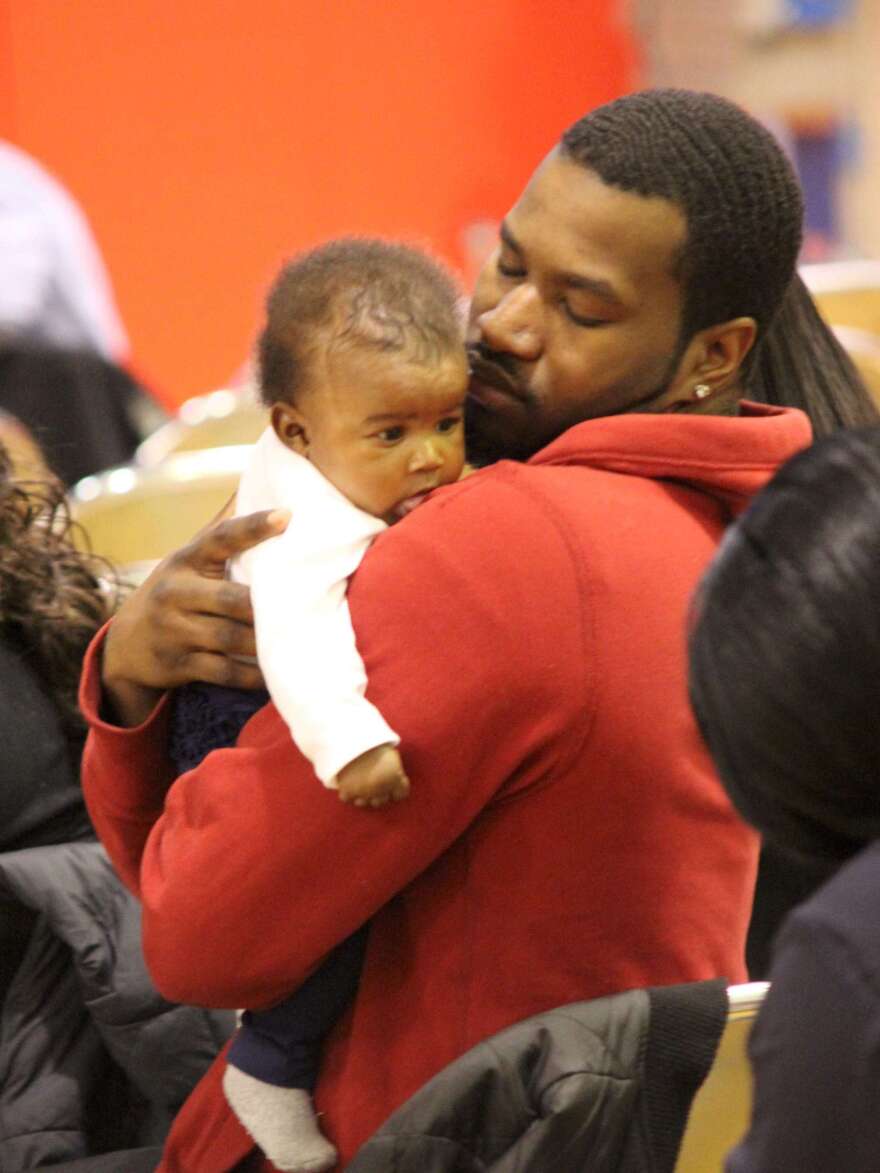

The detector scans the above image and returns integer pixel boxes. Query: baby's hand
[337,744,410,809]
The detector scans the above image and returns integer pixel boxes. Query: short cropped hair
[258,238,463,406]
[560,89,803,346]
[689,426,880,864]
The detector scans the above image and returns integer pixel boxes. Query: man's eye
[563,302,607,328]
[497,255,525,279]
[436,416,462,434]
[376,427,404,443]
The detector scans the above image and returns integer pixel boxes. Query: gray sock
[223,1064,337,1172]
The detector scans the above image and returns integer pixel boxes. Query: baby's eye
[436,415,462,434]
[376,426,404,443]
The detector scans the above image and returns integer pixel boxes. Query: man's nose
[408,438,444,472]
[476,284,542,359]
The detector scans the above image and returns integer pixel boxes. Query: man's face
[466,149,690,463]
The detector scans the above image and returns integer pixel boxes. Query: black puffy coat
[0,841,235,1171]
[349,979,728,1173]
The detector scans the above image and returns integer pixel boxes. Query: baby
[169,238,468,1171]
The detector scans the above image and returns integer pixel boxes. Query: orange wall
[0,2,637,406]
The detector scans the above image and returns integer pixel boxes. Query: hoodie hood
[530,402,812,519]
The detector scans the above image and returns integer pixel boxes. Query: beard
[464,393,542,466]
[464,343,543,466]
[464,340,686,467]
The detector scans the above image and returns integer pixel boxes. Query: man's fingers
[175,613,259,662]
[181,651,265,691]
[151,573,255,627]
[181,509,290,571]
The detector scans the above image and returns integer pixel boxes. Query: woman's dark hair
[0,445,112,750]
[689,426,880,864]
[560,89,879,436]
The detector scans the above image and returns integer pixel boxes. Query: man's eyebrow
[562,271,624,306]
[499,220,522,254]
[501,220,623,306]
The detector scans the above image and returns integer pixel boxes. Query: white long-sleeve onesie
[232,427,399,787]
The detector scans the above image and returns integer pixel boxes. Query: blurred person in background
[0,140,165,485]
[0,139,128,361]
[690,426,880,1172]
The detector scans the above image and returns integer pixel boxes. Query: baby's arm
[337,743,410,808]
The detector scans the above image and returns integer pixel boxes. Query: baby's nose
[409,440,443,471]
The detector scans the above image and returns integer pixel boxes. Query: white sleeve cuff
[296,697,401,789]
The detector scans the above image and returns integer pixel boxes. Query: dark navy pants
[228,927,367,1089]
[169,682,367,1091]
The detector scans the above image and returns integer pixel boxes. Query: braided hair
[561,89,801,341]
[561,89,879,435]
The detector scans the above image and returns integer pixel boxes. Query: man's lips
[467,351,530,405]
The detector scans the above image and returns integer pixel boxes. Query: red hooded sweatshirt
[80,402,811,1171]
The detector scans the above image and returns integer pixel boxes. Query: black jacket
[0,841,235,1171]
[348,979,728,1173]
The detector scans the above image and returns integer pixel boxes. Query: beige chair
[136,386,267,466]
[674,981,767,1173]
[831,324,880,406]
[70,445,252,570]
[798,262,880,409]
[801,260,880,336]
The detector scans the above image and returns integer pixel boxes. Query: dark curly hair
[258,237,463,406]
[0,444,112,750]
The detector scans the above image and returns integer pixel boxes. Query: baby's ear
[271,402,309,455]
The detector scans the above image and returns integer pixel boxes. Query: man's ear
[271,401,309,455]
[668,317,758,403]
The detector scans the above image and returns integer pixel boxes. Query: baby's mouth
[389,490,433,521]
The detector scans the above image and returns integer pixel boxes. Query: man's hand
[337,744,411,808]
[101,508,289,727]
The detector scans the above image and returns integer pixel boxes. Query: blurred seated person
[0,407,50,479]
[0,441,231,1170]
[689,426,880,1172]
[0,139,127,361]
[0,140,166,484]
[0,345,161,486]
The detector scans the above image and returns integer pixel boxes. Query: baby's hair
[258,238,463,406]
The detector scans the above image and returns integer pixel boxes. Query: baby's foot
[337,743,410,808]
[223,1065,337,1172]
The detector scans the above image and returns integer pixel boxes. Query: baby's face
[282,345,468,522]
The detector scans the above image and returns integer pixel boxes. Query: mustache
[466,345,532,403]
